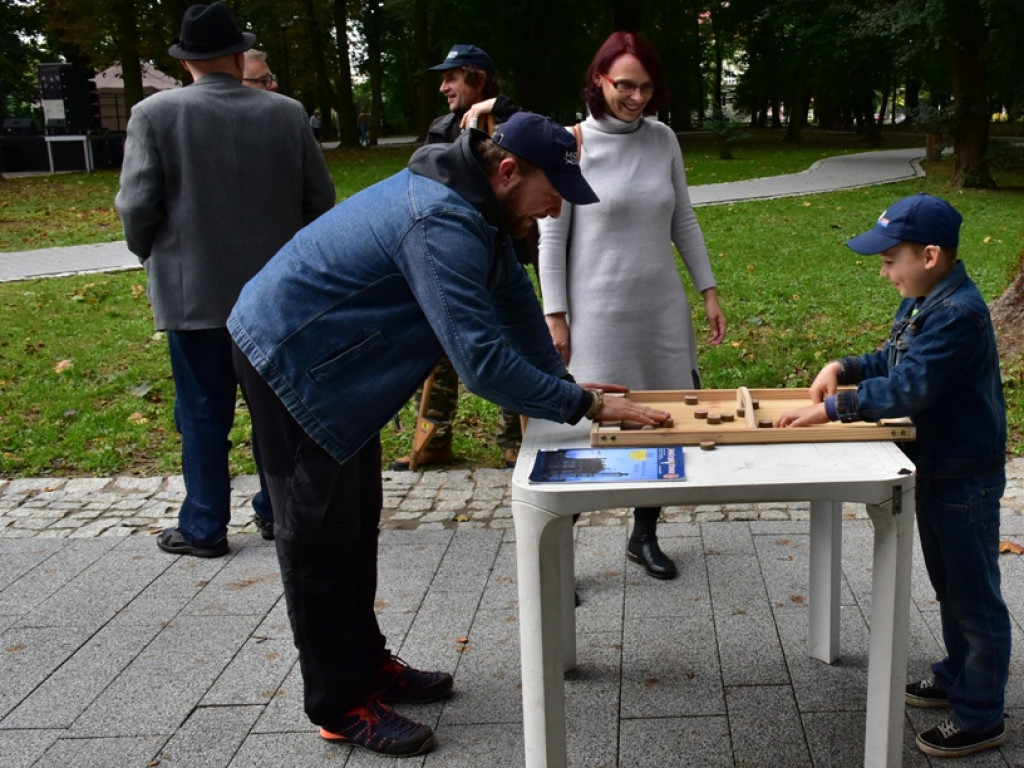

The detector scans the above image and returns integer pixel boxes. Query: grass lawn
[1,127,1021,477]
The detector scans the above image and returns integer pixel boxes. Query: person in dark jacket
[229,112,669,757]
[777,194,1009,759]
[391,43,526,471]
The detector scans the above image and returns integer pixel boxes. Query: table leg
[808,500,842,663]
[560,520,576,672]
[862,484,915,768]
[514,500,572,768]
[83,137,94,172]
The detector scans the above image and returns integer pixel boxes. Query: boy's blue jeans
[168,329,272,547]
[915,472,1010,731]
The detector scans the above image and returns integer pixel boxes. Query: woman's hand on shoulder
[459,99,497,130]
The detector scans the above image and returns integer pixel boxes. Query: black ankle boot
[627,534,677,579]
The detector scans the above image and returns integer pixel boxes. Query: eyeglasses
[600,73,654,96]
[243,73,277,88]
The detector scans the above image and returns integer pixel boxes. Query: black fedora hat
[168,2,256,61]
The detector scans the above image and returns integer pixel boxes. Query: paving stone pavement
[2,462,1024,767]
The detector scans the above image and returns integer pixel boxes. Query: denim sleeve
[396,211,588,423]
[491,243,570,378]
[855,303,987,422]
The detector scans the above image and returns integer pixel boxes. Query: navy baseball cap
[846,193,962,255]
[491,112,599,206]
[428,44,494,74]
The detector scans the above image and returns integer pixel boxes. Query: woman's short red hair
[582,31,667,120]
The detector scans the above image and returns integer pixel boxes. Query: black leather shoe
[252,515,274,541]
[627,535,677,579]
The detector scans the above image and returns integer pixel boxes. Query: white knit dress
[538,114,717,390]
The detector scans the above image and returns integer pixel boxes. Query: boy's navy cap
[491,112,599,206]
[846,193,962,255]
[428,44,494,74]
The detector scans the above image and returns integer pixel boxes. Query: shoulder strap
[570,122,583,160]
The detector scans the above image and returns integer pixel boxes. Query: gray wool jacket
[115,72,336,330]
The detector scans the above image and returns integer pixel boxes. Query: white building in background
[92,63,180,132]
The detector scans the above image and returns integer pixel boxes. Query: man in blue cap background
[776,193,1010,759]
[229,111,669,757]
[390,43,527,471]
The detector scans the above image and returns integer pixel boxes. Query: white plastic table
[45,134,94,173]
[511,419,916,768]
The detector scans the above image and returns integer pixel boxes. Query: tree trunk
[904,77,919,128]
[332,0,359,146]
[947,1,994,188]
[303,0,340,141]
[990,264,1024,359]
[413,0,435,141]
[113,0,143,111]
[612,0,645,30]
[363,0,383,145]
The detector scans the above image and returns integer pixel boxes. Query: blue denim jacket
[831,260,1006,478]
[228,132,589,465]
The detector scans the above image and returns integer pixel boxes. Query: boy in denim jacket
[776,193,1009,758]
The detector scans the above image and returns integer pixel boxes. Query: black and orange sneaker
[319,696,435,757]
[376,654,454,703]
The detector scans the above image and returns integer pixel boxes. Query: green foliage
[1,135,1022,477]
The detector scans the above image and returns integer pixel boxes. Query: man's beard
[498,183,531,239]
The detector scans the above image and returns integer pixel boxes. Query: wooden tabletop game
[592,387,916,448]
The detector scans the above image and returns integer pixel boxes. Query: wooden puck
[751,398,760,409]
[758,418,774,428]
[621,420,644,430]
[736,407,746,417]
[700,441,716,451]
[706,413,721,424]
[720,412,735,422]
[684,394,699,405]
[660,417,675,428]
[694,409,708,419]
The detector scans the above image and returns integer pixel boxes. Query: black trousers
[232,345,388,727]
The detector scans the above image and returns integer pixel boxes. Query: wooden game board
[591,387,916,447]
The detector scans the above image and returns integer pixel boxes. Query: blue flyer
[529,446,685,484]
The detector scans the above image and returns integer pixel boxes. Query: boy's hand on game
[808,362,841,403]
[775,403,829,428]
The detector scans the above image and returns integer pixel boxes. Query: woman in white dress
[539,31,727,580]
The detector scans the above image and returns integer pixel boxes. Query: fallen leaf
[128,412,149,424]
[999,540,1024,555]
[53,359,73,374]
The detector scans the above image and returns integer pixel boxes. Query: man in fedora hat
[229,111,666,756]
[116,2,336,558]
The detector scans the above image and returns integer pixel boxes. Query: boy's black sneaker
[375,654,454,703]
[905,676,949,708]
[319,696,435,757]
[916,718,1005,758]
